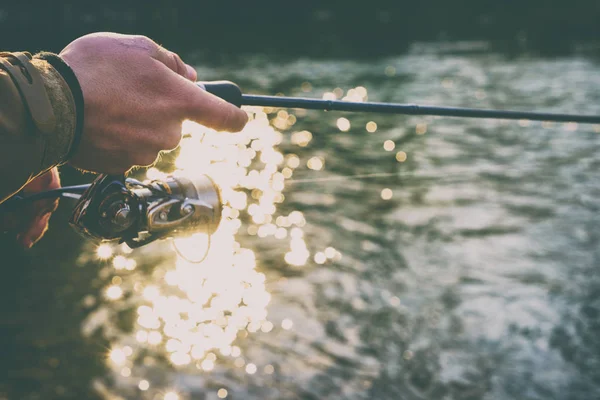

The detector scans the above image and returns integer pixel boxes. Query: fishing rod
[199,81,600,124]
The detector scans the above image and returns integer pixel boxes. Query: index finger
[177,78,248,132]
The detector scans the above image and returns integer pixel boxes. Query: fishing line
[284,170,559,193]
[173,235,211,264]
[287,171,404,184]
[285,171,483,187]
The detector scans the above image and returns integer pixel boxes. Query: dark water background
[2,42,600,399]
[2,1,600,57]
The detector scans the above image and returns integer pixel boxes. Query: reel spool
[70,174,222,248]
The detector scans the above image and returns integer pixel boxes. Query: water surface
[2,43,600,400]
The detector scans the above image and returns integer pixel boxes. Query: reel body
[70,174,222,248]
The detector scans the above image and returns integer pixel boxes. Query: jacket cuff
[35,52,84,162]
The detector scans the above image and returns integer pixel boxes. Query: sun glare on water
[82,86,388,399]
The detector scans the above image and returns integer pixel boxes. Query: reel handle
[196,81,243,107]
[69,173,141,242]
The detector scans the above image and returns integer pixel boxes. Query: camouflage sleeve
[0,51,82,204]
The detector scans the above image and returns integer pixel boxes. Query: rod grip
[196,81,243,107]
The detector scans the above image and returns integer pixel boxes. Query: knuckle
[171,51,182,64]
[132,35,159,54]
[171,53,189,78]
[133,34,153,45]
[154,48,178,74]
[169,53,180,74]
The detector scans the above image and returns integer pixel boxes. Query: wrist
[34,52,85,162]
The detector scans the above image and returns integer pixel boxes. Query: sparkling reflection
[83,99,357,398]
[336,117,351,132]
[396,151,408,162]
[381,188,393,200]
[96,244,113,259]
[78,53,600,400]
[366,121,377,133]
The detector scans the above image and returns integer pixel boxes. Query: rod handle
[196,81,243,107]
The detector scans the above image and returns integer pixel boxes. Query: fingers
[178,80,248,132]
[18,211,52,248]
[4,196,58,249]
[152,46,197,81]
[12,168,61,248]
[23,169,60,220]
[24,167,61,193]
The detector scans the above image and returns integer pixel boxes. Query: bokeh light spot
[164,392,179,400]
[565,122,578,131]
[307,157,324,171]
[264,364,275,374]
[396,151,407,162]
[109,348,126,365]
[416,123,427,135]
[314,252,327,264]
[337,118,351,132]
[105,285,123,300]
[96,244,113,259]
[381,188,393,200]
[282,319,294,330]
[366,121,377,133]
[246,363,257,374]
[291,130,313,147]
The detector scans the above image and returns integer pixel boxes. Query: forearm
[0,52,81,203]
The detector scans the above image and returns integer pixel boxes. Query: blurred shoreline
[1,3,599,57]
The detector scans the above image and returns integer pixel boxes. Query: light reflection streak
[82,86,390,397]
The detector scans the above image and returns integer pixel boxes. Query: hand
[60,32,248,174]
[0,168,60,248]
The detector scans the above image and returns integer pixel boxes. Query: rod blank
[200,81,600,124]
[242,95,600,124]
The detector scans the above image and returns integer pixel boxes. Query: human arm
[0,33,248,247]
[0,52,78,204]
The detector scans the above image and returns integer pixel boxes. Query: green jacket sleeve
[0,52,80,204]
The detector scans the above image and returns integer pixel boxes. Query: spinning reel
[71,174,222,248]
[2,173,223,249]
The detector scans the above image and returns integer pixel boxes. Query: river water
[2,43,600,400]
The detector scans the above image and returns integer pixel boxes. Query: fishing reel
[70,173,222,248]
